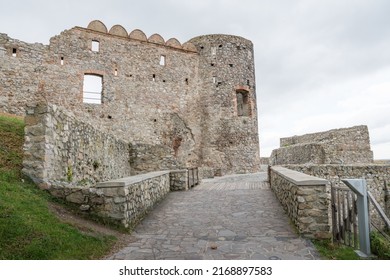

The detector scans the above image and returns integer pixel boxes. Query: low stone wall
[95,171,170,228]
[169,170,189,191]
[23,103,131,188]
[269,166,331,239]
[284,164,390,227]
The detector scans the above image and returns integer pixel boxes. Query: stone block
[66,191,85,204]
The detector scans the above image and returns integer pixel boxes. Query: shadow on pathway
[107,172,320,260]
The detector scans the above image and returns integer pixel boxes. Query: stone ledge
[271,166,329,186]
[96,171,171,188]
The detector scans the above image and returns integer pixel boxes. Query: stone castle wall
[1,20,260,176]
[271,125,373,165]
[23,103,131,188]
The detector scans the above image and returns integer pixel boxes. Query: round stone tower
[189,34,260,176]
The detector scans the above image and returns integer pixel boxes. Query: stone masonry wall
[269,166,331,239]
[189,35,261,175]
[271,125,373,165]
[46,171,172,229]
[270,143,325,165]
[1,20,261,175]
[23,103,131,188]
[284,164,390,227]
[169,170,189,191]
[95,171,171,228]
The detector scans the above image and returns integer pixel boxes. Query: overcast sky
[1,0,389,159]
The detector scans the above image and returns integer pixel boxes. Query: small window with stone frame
[236,90,251,117]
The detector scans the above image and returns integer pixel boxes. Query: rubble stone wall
[270,143,325,165]
[46,171,172,229]
[269,166,331,239]
[23,103,131,188]
[273,125,373,165]
[95,171,171,228]
[284,164,390,227]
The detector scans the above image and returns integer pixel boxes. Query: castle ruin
[0,20,261,181]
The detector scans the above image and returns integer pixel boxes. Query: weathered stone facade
[270,125,373,165]
[1,20,260,176]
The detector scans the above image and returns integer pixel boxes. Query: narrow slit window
[236,90,250,117]
[12,48,17,57]
[213,76,216,83]
[92,40,100,52]
[83,74,103,104]
[152,74,156,82]
[114,69,118,76]
[60,57,64,65]
[159,55,166,66]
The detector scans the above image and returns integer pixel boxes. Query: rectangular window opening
[83,74,103,104]
[236,90,250,117]
[92,40,100,52]
[12,48,17,57]
[114,69,118,76]
[152,74,156,82]
[159,55,166,66]
[60,57,64,65]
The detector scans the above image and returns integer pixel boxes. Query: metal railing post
[341,179,371,257]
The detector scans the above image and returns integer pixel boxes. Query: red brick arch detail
[233,85,253,117]
[235,85,250,92]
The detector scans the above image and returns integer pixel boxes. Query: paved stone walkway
[107,172,320,260]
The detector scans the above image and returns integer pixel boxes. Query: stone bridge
[107,172,319,260]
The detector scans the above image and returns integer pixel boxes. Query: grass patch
[0,114,116,259]
[312,239,361,260]
[370,231,390,259]
[0,115,25,173]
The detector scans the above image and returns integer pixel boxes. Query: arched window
[83,74,103,104]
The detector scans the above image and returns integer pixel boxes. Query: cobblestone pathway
[107,172,320,260]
